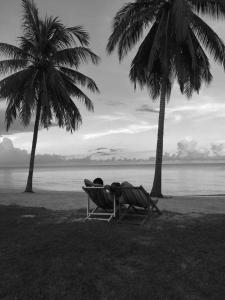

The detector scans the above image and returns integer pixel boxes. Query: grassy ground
[0,205,225,300]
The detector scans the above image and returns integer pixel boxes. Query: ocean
[1,163,225,196]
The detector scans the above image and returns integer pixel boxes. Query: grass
[0,205,225,300]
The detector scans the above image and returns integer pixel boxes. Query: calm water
[0,163,225,196]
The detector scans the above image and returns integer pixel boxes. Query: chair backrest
[120,186,148,208]
[82,187,114,209]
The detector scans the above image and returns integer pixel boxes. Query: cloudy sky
[0,0,225,159]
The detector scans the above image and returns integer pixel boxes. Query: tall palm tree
[0,0,100,192]
[107,0,225,197]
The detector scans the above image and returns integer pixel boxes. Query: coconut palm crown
[107,0,225,197]
[0,0,100,192]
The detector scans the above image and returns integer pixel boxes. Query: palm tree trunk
[150,79,167,198]
[24,100,41,193]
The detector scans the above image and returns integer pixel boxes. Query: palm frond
[0,43,32,59]
[63,99,82,131]
[129,22,159,88]
[191,13,225,64]
[59,67,99,93]
[189,29,212,84]
[40,73,52,128]
[188,0,225,18]
[53,47,100,68]
[5,103,17,130]
[147,9,169,71]
[58,70,94,112]
[0,59,29,75]
[117,20,146,61]
[18,36,36,56]
[45,69,83,131]
[0,67,35,99]
[45,17,74,50]
[1,0,98,133]
[107,1,157,55]
[172,0,192,42]
[67,26,90,46]
[21,0,40,41]
[3,68,38,129]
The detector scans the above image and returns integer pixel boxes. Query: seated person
[93,177,104,186]
[121,181,133,187]
[84,177,104,187]
[106,182,123,204]
[84,178,114,209]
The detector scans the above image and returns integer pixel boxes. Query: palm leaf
[188,0,225,18]
[59,67,99,93]
[53,47,100,67]
[57,70,94,111]
[172,0,192,42]
[1,68,38,128]
[107,1,157,55]
[191,13,225,64]
[0,59,29,74]
[67,26,90,46]
[21,0,40,41]
[45,69,83,131]
[0,43,32,59]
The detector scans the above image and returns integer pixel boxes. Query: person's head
[93,177,104,186]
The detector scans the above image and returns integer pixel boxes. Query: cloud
[86,147,121,160]
[95,147,108,151]
[106,100,125,107]
[136,102,225,124]
[93,147,120,153]
[136,104,159,113]
[167,103,225,120]
[211,143,225,156]
[167,138,225,160]
[0,137,29,165]
[0,137,64,166]
[94,114,129,121]
[83,122,157,140]
[176,138,209,159]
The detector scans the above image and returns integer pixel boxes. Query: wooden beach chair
[82,186,117,222]
[119,185,161,222]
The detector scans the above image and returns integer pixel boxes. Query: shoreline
[0,189,225,215]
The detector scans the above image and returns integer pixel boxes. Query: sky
[0,0,225,160]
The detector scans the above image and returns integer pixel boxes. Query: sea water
[0,163,225,196]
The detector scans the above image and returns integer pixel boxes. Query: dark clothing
[110,182,122,197]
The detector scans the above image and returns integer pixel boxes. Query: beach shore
[0,188,225,215]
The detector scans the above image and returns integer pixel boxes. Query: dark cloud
[95,151,111,156]
[109,148,119,153]
[136,105,159,113]
[95,147,108,151]
[92,147,120,153]
[89,147,121,159]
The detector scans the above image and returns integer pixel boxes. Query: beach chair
[119,185,161,222]
[82,186,117,222]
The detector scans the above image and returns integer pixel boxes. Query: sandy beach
[0,188,225,215]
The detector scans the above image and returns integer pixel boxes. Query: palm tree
[107,0,225,197]
[0,0,100,192]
